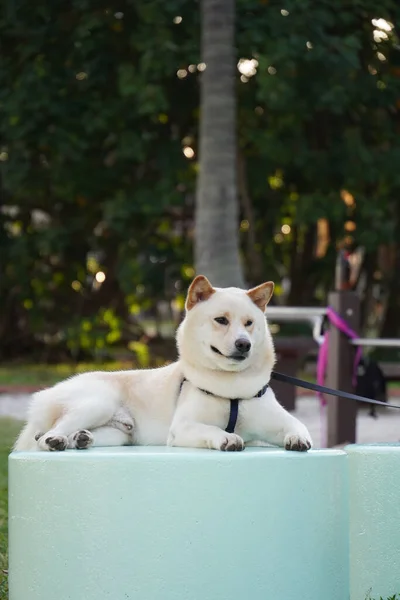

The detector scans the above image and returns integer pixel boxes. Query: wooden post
[325,251,360,447]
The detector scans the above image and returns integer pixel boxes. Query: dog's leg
[37,397,118,451]
[168,422,244,451]
[170,385,244,451]
[67,426,132,449]
[246,390,312,451]
[36,410,134,451]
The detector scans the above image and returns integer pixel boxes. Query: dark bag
[356,357,387,418]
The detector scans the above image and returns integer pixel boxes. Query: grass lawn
[0,362,133,388]
[0,418,23,600]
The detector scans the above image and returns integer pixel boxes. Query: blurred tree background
[1,0,400,365]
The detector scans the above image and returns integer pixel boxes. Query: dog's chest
[191,390,260,433]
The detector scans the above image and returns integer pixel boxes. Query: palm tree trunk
[195,0,245,288]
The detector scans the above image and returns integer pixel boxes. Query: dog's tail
[13,387,62,452]
[13,422,40,451]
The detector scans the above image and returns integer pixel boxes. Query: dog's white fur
[14,276,312,453]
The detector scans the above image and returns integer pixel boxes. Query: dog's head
[177,275,274,372]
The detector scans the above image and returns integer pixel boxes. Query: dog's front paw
[217,433,244,452]
[69,429,94,450]
[38,434,68,452]
[284,432,312,452]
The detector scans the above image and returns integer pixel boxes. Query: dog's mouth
[211,345,223,356]
[211,346,247,362]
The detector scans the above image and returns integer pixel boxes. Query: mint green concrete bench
[346,443,400,600]
[8,447,348,600]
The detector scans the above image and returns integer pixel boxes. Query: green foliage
[0,418,23,600]
[365,590,400,600]
[0,362,131,386]
[237,0,400,297]
[2,0,400,358]
[0,0,197,358]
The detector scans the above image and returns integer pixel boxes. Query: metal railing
[266,306,400,348]
[267,307,326,321]
[349,338,400,347]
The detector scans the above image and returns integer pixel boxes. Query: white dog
[14,276,312,453]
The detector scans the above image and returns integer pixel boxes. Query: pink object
[317,307,362,446]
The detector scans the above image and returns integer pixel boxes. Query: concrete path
[1,393,399,448]
[0,393,31,420]
[293,395,400,447]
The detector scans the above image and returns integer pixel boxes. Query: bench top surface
[345,442,400,453]
[9,446,347,462]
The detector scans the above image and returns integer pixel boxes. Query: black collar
[179,378,269,434]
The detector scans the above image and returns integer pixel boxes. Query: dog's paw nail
[34,432,43,442]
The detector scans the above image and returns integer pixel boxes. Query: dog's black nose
[235,338,251,353]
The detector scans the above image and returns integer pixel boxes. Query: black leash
[271,371,400,409]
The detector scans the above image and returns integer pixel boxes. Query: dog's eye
[245,320,253,327]
[214,316,229,325]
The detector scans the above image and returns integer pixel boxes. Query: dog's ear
[186,275,215,310]
[247,282,274,312]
